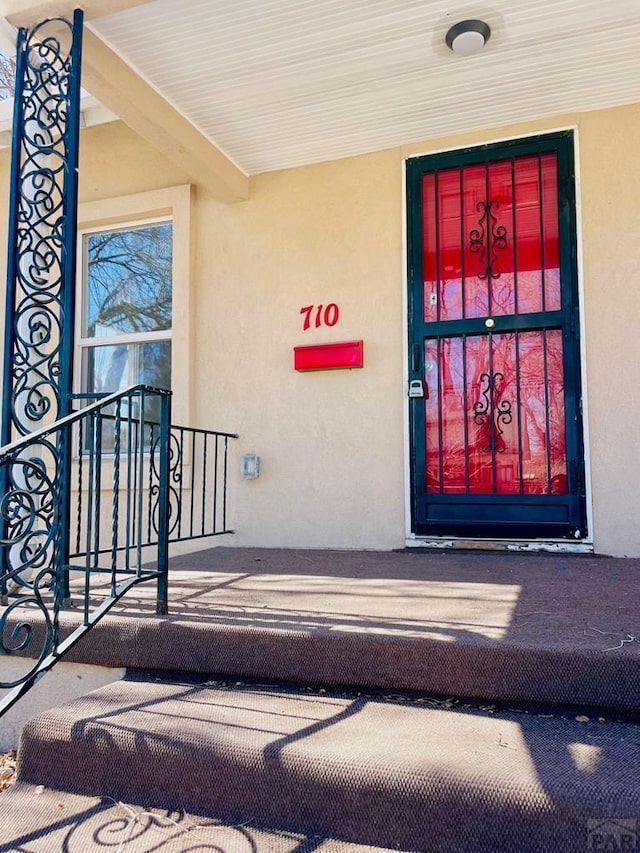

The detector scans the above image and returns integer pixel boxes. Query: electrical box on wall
[294,340,364,372]
[241,454,260,479]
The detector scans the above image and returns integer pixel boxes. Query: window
[76,185,193,428]
[77,219,173,397]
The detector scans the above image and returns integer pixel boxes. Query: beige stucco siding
[1,104,639,554]
[194,150,406,549]
[576,105,640,556]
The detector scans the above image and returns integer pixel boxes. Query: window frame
[76,215,173,397]
[74,185,194,427]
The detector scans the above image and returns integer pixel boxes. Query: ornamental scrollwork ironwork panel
[1,13,82,607]
[473,371,513,454]
[0,440,61,689]
[0,443,57,579]
[7,17,78,438]
[0,566,56,689]
[469,199,508,281]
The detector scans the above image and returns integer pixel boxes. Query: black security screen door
[406,132,586,539]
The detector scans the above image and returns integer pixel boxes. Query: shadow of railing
[9,667,640,852]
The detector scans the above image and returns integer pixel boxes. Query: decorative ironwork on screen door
[473,370,512,455]
[407,133,585,539]
[469,199,508,281]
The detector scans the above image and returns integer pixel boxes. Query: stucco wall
[576,106,640,556]
[0,661,124,751]
[0,104,639,555]
[193,150,406,549]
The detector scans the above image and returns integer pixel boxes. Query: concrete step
[39,606,640,713]
[6,548,640,713]
[7,676,640,852]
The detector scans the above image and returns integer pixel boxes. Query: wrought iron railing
[0,385,237,716]
[70,393,237,554]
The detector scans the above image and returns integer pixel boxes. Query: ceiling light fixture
[445,19,491,56]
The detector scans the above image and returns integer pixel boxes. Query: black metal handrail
[0,385,237,717]
[69,394,238,552]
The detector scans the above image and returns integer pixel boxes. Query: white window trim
[76,214,173,395]
[75,185,194,427]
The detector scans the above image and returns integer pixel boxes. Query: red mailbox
[294,340,364,372]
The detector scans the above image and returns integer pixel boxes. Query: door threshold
[405,537,593,554]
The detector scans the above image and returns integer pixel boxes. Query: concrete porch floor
[50,546,640,712]
[142,547,640,646]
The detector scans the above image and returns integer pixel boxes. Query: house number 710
[300,303,340,331]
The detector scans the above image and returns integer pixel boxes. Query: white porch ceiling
[89,0,640,176]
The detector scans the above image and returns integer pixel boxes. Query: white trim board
[405,537,593,554]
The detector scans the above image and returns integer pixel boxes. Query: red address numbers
[300,303,340,331]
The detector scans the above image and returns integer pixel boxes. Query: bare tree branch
[0,51,16,101]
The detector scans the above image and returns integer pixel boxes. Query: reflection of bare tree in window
[103,344,128,390]
[84,223,172,396]
[0,51,16,101]
[86,223,172,337]
[489,331,566,495]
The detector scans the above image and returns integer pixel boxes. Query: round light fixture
[445,19,491,56]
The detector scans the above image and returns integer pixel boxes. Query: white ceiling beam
[0,0,154,28]
[80,27,249,202]
[0,3,250,202]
